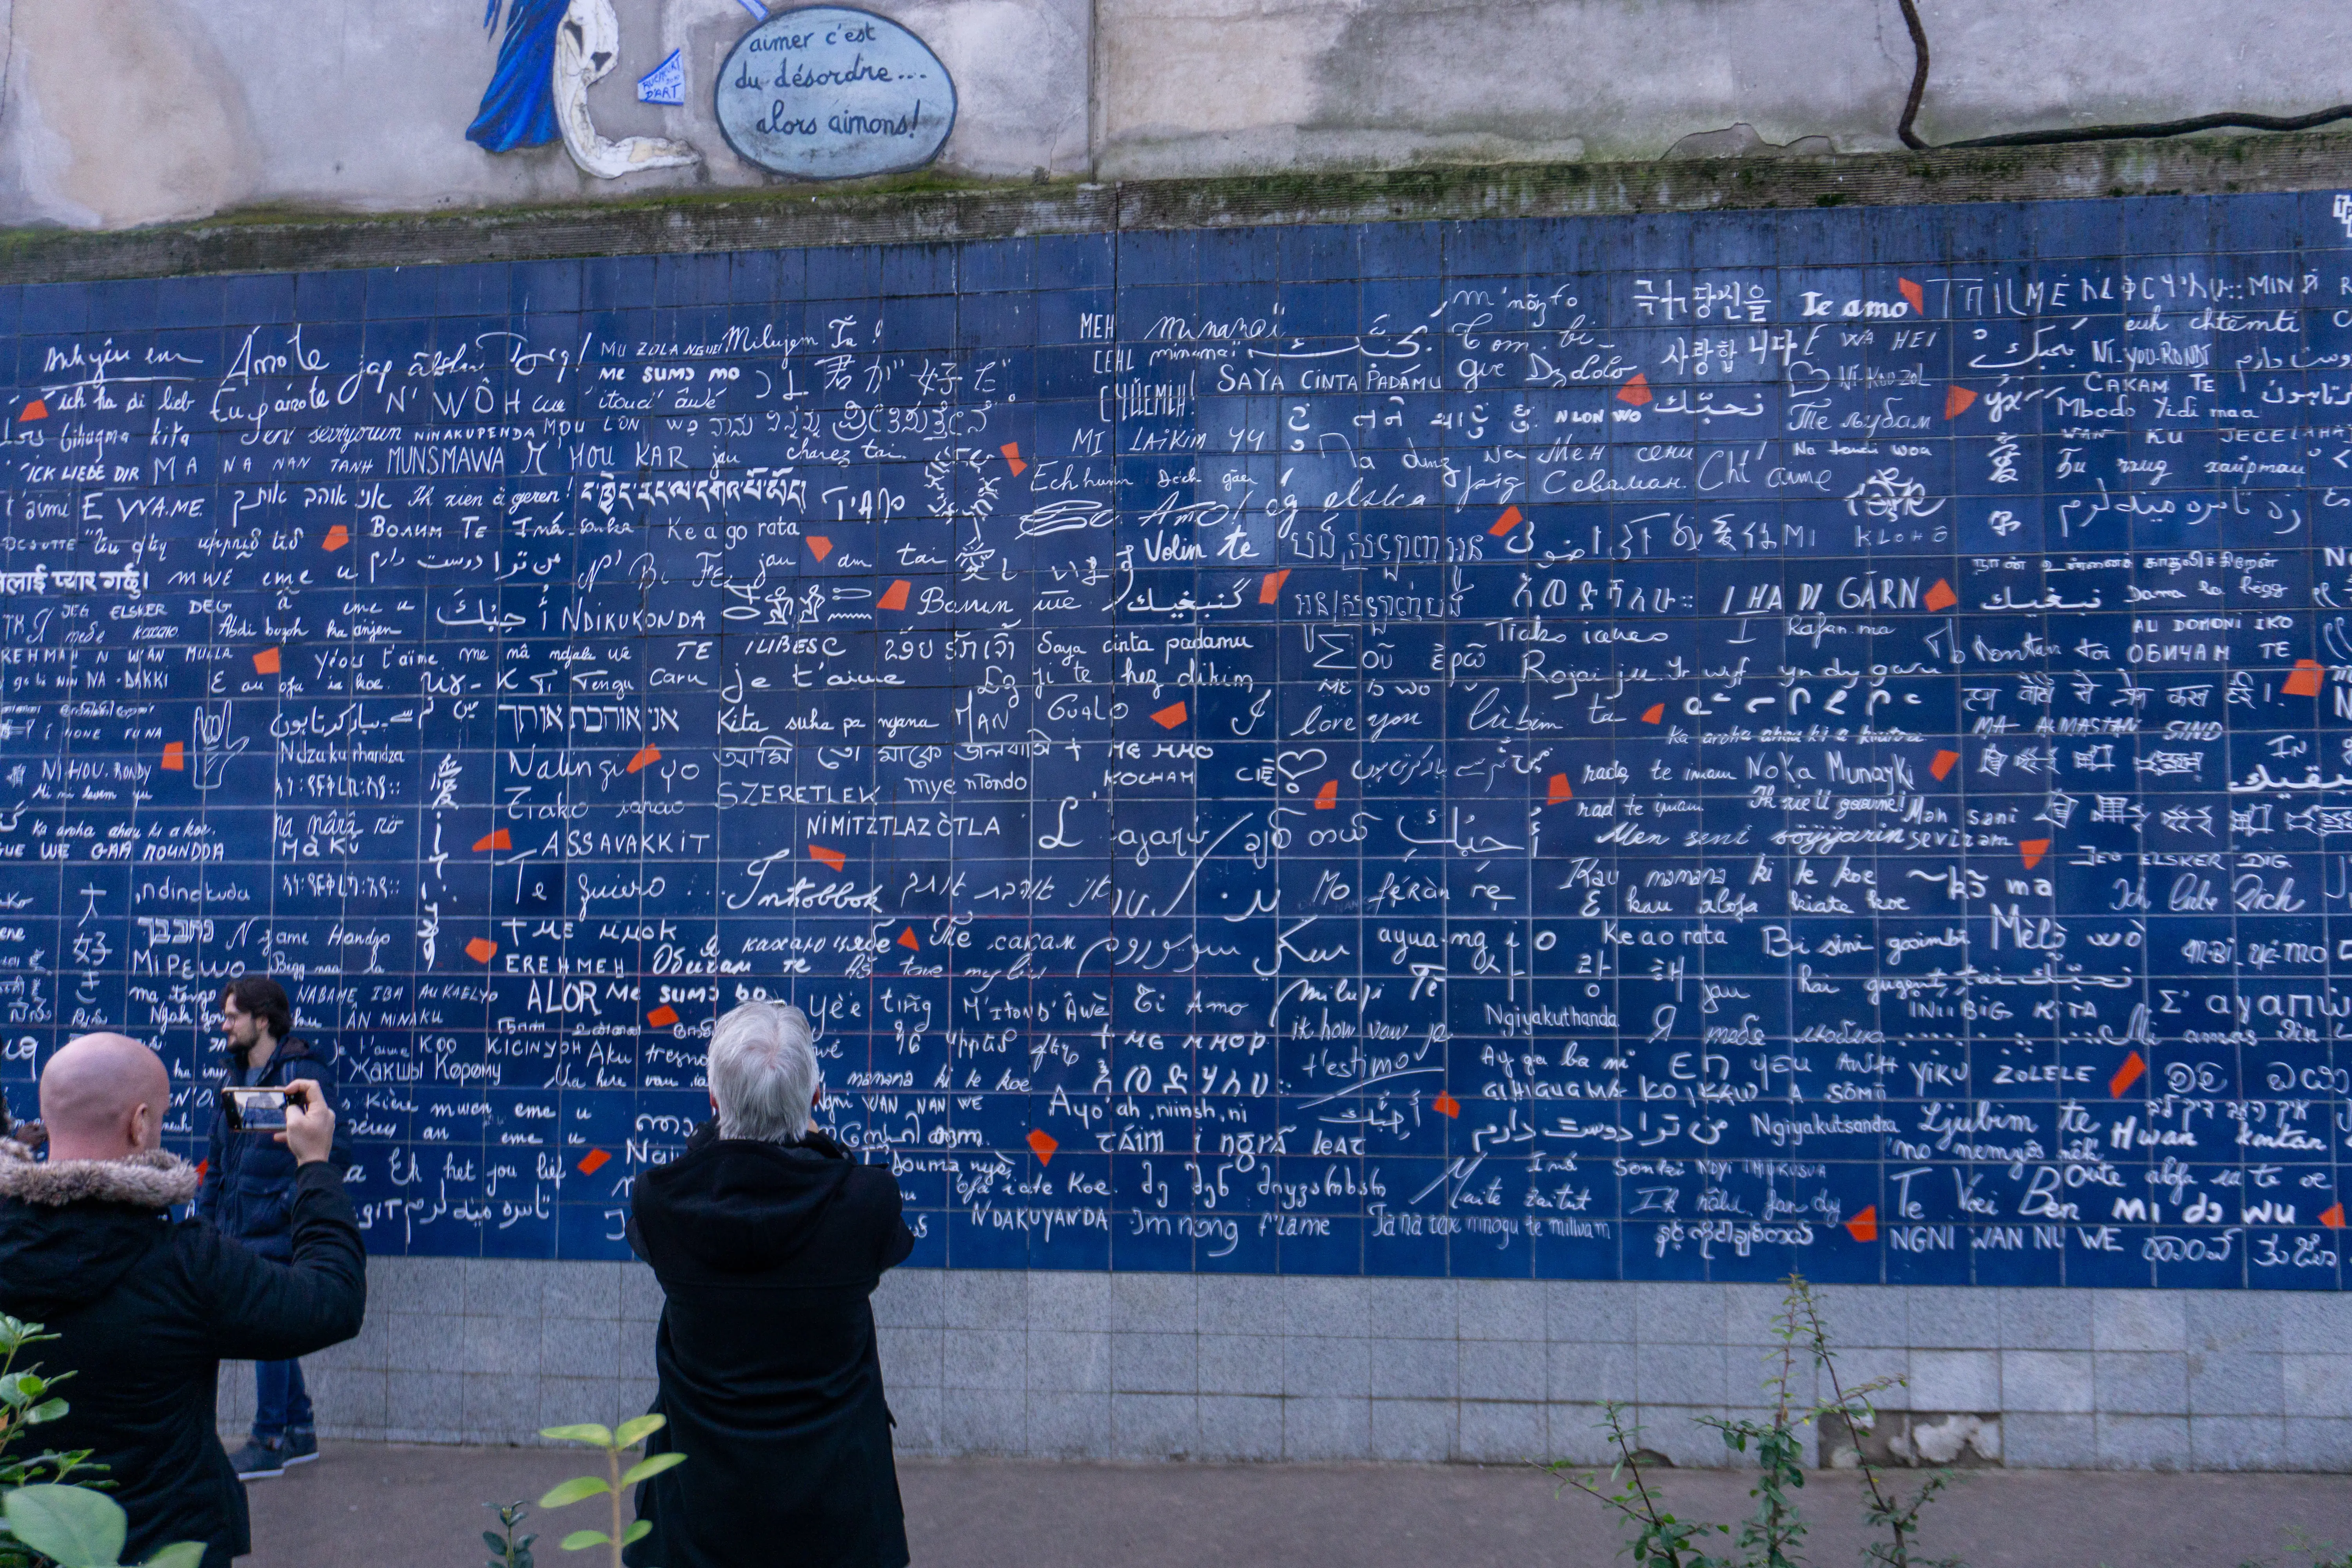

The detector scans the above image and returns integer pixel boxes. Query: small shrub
[1545,1274,1964,1568]
[2242,1531,2352,1568]
[2,1488,199,1568]
[534,1417,685,1568]
[0,1314,198,1568]
[485,1500,534,1568]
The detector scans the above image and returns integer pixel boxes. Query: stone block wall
[216,1261,2352,1471]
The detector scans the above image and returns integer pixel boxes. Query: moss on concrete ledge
[3,129,2351,283]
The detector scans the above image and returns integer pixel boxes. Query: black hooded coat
[0,1143,365,1568]
[624,1122,915,1568]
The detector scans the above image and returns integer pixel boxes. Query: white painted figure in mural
[469,0,699,179]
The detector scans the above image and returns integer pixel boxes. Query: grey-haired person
[624,999,916,1568]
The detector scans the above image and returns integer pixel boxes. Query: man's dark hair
[219,975,292,1043]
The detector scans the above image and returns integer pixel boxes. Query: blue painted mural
[470,0,699,179]
[8,192,2352,1285]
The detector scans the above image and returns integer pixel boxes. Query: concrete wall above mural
[0,0,2349,236]
[0,0,1083,229]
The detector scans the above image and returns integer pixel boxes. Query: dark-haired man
[199,976,349,1478]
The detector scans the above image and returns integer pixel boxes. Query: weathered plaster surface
[0,0,2347,228]
[1097,0,2352,180]
[7,0,261,226]
[0,0,1086,229]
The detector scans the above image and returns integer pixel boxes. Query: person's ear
[129,1098,160,1152]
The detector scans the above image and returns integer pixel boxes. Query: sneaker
[228,1441,285,1480]
[280,1429,319,1467]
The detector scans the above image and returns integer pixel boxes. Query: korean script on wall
[8,192,2352,1285]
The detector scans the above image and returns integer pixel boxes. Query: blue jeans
[252,1360,312,1445]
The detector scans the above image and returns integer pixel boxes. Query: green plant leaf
[6,1483,127,1566]
[613,1415,666,1449]
[621,1521,651,1546]
[535,1477,611,1510]
[138,1544,205,1568]
[537,1424,613,1448]
[26,1400,65,1425]
[618,1453,686,1486]
[557,1530,612,1552]
[484,1529,509,1553]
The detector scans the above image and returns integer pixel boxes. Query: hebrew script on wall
[9,193,2352,1284]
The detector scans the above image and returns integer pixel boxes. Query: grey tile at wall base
[218,1261,2352,1472]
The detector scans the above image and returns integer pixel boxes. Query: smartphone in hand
[220,1085,295,1133]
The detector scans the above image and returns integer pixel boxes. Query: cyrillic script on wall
[9,192,2352,1285]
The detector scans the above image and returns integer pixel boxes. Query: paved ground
[240,1443,2352,1568]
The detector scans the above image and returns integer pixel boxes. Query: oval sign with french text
[715,6,955,180]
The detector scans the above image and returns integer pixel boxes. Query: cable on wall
[1892,0,2352,151]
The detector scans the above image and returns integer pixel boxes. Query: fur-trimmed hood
[0,1144,194,1318]
[0,1143,200,1209]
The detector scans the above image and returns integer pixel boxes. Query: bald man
[0,1033,365,1568]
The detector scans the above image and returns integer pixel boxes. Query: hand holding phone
[276,1081,336,1167]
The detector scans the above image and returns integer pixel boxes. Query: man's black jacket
[625,1122,915,1568]
[199,1034,350,1261]
[0,1143,366,1568]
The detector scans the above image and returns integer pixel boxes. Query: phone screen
[222,1087,291,1132]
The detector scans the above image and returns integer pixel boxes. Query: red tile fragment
[2109,1052,2147,1098]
